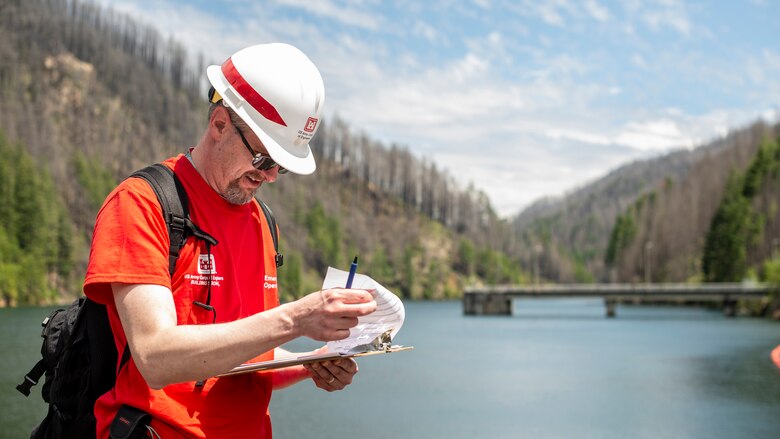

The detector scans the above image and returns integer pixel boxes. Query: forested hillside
[512,147,701,282]
[607,122,780,284]
[0,0,525,306]
[515,119,780,286]
[3,0,778,309]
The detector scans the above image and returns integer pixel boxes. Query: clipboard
[218,330,413,377]
[218,346,413,376]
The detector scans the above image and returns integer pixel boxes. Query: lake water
[3,300,780,438]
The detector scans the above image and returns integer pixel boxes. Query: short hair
[208,101,249,132]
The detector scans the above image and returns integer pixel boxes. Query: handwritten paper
[323,267,405,354]
[218,267,408,376]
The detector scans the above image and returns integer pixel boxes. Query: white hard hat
[206,43,324,175]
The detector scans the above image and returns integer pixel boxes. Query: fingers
[304,358,359,392]
[321,289,377,317]
[292,289,377,341]
[338,289,375,304]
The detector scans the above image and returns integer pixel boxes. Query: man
[84,43,376,438]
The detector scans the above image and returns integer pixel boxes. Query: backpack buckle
[16,375,37,396]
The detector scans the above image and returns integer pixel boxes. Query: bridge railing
[463,283,776,317]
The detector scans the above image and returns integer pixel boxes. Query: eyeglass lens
[235,127,287,173]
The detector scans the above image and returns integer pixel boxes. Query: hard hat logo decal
[304,117,318,133]
[221,58,287,127]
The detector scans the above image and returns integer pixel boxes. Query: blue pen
[346,256,358,288]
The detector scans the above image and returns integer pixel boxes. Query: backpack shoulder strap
[130,164,217,275]
[258,199,283,268]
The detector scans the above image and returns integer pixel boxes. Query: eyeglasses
[235,127,288,174]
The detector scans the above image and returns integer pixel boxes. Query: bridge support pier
[723,299,737,317]
[604,299,617,318]
[463,293,513,316]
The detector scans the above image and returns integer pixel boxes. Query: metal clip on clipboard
[218,330,412,377]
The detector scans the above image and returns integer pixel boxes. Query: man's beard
[221,177,257,205]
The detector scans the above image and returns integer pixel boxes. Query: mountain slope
[514,119,780,283]
[0,0,524,305]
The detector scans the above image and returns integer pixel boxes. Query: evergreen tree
[368,246,394,285]
[702,174,750,281]
[0,130,76,304]
[304,203,342,273]
[605,213,636,266]
[278,250,303,303]
[454,238,476,277]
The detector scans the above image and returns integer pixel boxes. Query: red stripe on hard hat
[221,58,287,127]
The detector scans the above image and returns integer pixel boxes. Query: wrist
[275,301,301,339]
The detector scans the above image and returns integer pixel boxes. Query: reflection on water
[2,301,780,438]
[689,347,780,405]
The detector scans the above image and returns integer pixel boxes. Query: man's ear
[208,106,230,140]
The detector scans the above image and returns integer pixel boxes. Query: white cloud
[272,0,381,30]
[451,53,490,82]
[584,0,610,22]
[615,119,693,151]
[762,108,779,123]
[514,0,570,27]
[413,20,439,43]
[546,129,612,146]
[630,53,646,68]
[641,0,692,36]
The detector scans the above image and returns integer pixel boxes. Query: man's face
[218,121,280,205]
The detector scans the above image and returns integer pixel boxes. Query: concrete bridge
[463,283,776,317]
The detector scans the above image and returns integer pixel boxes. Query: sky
[95,0,780,217]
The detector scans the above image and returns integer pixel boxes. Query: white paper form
[218,267,409,376]
[322,267,405,354]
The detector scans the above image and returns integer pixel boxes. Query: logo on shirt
[198,254,216,275]
[264,274,277,290]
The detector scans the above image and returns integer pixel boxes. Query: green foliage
[0,227,21,303]
[399,243,420,299]
[453,238,476,277]
[368,246,394,285]
[742,140,776,197]
[55,213,76,279]
[0,131,76,304]
[573,259,595,283]
[475,248,524,284]
[634,191,657,214]
[304,203,343,273]
[73,151,117,210]
[278,250,303,303]
[703,137,780,282]
[423,259,443,300]
[763,257,780,286]
[605,213,636,266]
[702,174,750,281]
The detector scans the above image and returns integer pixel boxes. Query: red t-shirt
[84,155,280,438]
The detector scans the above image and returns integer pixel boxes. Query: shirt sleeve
[83,177,171,305]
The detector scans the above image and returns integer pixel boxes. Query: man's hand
[289,288,376,341]
[303,358,359,392]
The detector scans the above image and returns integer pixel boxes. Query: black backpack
[17,163,281,439]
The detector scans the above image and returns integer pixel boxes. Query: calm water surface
[3,300,780,438]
